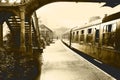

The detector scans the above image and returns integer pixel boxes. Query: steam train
[62,12,120,69]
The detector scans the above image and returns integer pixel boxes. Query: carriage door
[95,29,99,43]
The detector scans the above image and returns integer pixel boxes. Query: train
[62,12,120,69]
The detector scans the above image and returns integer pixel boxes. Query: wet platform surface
[40,40,115,80]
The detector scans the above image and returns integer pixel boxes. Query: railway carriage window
[108,24,112,32]
[76,31,79,41]
[102,24,116,48]
[95,29,99,43]
[77,31,79,34]
[88,28,92,34]
[72,32,75,42]
[103,24,116,33]
[80,30,84,43]
[87,28,93,43]
[81,30,84,34]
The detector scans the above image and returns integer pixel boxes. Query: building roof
[40,24,53,32]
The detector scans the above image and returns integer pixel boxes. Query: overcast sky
[36,2,120,31]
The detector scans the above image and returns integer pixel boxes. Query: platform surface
[40,40,115,80]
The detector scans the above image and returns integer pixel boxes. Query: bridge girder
[0,0,119,17]
[25,0,120,16]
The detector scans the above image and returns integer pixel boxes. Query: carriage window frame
[88,28,92,34]
[76,31,79,41]
[108,24,112,32]
[80,30,84,43]
[76,31,79,37]
[76,31,79,35]
[103,23,116,33]
[81,30,84,34]
[102,23,116,49]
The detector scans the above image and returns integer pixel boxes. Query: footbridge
[0,0,119,54]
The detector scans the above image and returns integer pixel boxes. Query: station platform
[40,40,116,80]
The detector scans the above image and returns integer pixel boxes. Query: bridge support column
[0,23,3,47]
[19,6,26,53]
[28,18,33,54]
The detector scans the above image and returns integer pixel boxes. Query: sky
[36,2,120,31]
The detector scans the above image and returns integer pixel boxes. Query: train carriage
[62,12,120,69]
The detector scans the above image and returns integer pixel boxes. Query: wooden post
[0,23,3,47]
[19,6,26,53]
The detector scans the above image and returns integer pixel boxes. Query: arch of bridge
[24,0,106,16]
